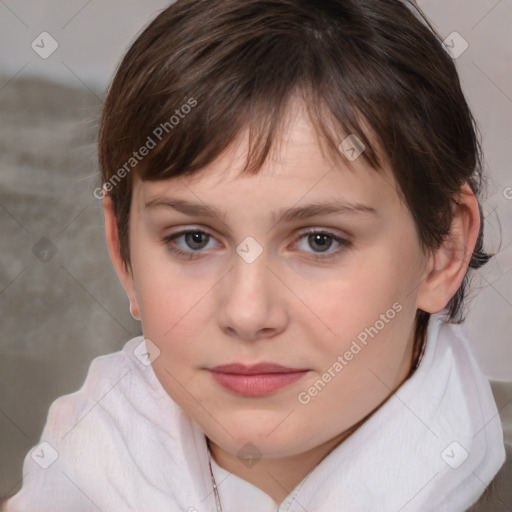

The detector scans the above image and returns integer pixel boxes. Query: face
[120,108,431,459]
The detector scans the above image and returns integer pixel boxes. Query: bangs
[116,31,387,184]
[139,88,383,182]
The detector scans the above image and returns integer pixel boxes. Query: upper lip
[209,363,308,375]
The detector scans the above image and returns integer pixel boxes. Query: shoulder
[467,379,512,512]
[41,336,173,449]
[44,337,144,430]
[3,337,175,511]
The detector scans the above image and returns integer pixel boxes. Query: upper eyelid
[166,226,346,238]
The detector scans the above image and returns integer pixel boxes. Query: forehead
[132,108,400,217]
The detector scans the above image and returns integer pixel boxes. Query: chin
[206,415,316,458]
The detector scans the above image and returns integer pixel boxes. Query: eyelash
[162,229,351,262]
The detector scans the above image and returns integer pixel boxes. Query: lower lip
[210,371,308,396]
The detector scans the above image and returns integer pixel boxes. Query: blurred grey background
[0,0,511,499]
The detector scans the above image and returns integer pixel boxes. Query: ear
[103,194,141,320]
[417,183,481,314]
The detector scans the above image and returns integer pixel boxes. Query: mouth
[208,363,310,396]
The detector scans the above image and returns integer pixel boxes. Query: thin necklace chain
[205,439,336,512]
[207,447,223,512]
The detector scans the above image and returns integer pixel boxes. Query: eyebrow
[144,197,378,224]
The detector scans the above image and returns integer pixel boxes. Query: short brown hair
[98,0,489,337]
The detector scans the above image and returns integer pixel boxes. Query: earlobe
[129,302,141,321]
[417,184,481,314]
[103,194,141,320]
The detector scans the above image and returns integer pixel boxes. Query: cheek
[292,246,422,404]
[304,252,416,339]
[130,239,213,350]
[132,258,212,405]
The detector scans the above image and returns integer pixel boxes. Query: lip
[209,363,310,396]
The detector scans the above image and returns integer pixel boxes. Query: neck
[207,421,362,504]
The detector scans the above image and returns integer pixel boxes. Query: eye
[292,229,351,260]
[162,228,351,262]
[162,229,219,260]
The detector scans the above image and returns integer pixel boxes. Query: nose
[217,248,289,342]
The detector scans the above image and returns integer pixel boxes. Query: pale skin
[104,105,480,504]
